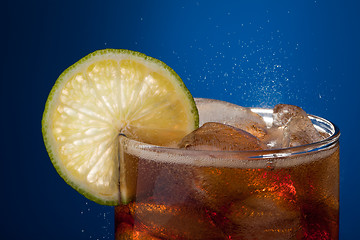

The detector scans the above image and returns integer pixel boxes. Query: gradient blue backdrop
[3,0,359,239]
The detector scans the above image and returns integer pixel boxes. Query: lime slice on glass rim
[42,49,199,205]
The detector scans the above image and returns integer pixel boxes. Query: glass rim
[119,109,340,161]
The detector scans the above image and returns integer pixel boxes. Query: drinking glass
[115,98,340,240]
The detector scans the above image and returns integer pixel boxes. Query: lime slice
[42,49,199,205]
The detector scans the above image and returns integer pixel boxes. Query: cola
[115,98,340,240]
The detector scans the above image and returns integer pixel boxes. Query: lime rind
[42,49,198,205]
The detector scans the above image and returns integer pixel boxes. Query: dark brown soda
[115,144,339,240]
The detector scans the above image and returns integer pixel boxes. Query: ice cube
[190,167,258,212]
[178,122,265,151]
[273,104,309,127]
[176,120,266,214]
[261,126,285,149]
[284,116,324,147]
[189,164,299,221]
[129,201,225,239]
[195,98,268,139]
[225,192,301,240]
[272,104,324,147]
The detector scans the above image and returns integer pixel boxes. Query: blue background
[3,0,359,239]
